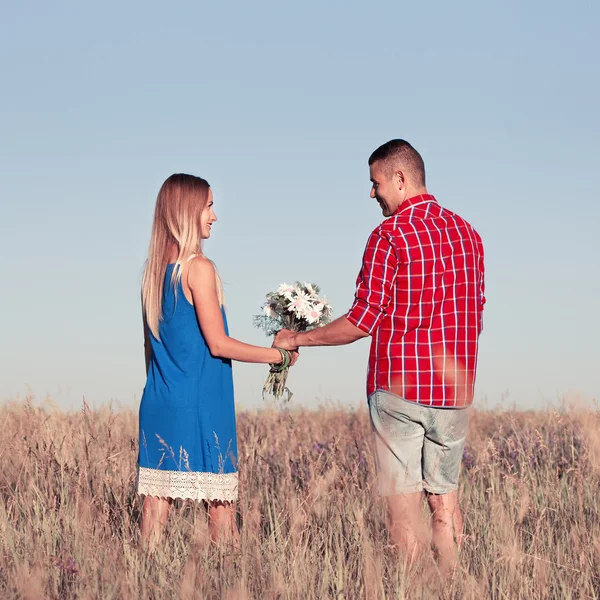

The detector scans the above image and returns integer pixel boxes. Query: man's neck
[394,187,429,212]
[404,186,429,200]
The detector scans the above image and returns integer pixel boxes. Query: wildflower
[303,303,324,325]
[254,281,333,402]
[303,282,318,298]
[277,283,295,300]
[288,291,311,316]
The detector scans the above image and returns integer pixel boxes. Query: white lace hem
[137,467,238,502]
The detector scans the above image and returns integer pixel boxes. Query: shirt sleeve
[477,239,486,333]
[346,228,398,334]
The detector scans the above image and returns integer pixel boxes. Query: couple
[137,139,486,572]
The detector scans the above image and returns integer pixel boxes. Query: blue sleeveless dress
[137,264,238,502]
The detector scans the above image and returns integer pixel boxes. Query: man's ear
[396,170,406,190]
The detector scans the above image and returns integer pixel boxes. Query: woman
[138,173,295,546]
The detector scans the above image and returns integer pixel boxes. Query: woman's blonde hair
[142,173,210,339]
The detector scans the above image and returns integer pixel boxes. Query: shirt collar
[393,194,437,216]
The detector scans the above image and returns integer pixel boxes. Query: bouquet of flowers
[254,282,333,402]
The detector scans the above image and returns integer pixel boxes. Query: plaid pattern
[347,195,485,407]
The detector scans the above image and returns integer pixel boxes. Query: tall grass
[1,398,599,599]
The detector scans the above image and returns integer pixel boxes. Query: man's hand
[274,329,298,351]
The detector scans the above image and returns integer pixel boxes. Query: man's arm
[274,228,398,351]
[274,316,369,350]
[346,228,399,335]
[477,235,486,334]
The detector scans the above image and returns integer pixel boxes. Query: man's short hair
[369,139,426,186]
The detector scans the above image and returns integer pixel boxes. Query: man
[274,139,485,572]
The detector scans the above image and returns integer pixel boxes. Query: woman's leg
[140,495,172,547]
[207,501,239,546]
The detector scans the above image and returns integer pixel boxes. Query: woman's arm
[188,256,284,364]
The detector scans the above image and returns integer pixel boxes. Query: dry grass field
[1,398,600,599]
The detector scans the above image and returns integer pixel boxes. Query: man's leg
[426,490,462,574]
[368,392,427,563]
[387,491,424,564]
[422,406,469,575]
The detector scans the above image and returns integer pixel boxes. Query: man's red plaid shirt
[346,194,485,407]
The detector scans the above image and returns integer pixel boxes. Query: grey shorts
[368,390,469,496]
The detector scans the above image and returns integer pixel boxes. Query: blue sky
[1,0,598,410]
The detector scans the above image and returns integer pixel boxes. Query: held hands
[271,347,299,370]
[273,329,298,352]
[272,329,299,367]
[289,350,299,367]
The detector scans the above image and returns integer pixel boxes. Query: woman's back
[145,265,230,401]
[138,265,238,500]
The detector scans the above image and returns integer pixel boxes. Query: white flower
[303,282,317,297]
[277,283,295,301]
[317,297,332,313]
[278,283,295,296]
[263,304,276,318]
[303,303,323,324]
[288,291,311,316]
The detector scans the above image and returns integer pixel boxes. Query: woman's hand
[289,350,300,366]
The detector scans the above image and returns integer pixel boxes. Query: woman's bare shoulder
[187,255,215,286]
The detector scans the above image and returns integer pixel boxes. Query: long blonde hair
[142,174,210,339]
